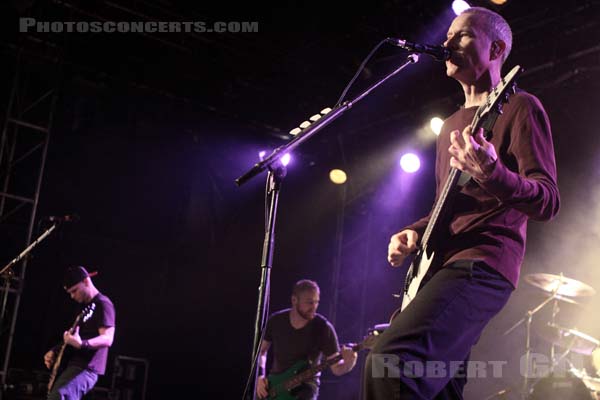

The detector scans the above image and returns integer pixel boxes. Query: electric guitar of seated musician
[391,65,523,320]
[264,333,378,400]
[47,303,96,393]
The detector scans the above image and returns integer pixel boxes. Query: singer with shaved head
[363,7,559,399]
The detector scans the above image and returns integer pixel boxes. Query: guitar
[264,333,378,400]
[395,65,522,317]
[47,302,96,393]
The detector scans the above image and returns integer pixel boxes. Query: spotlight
[400,153,421,173]
[258,150,267,160]
[430,117,444,136]
[281,153,291,166]
[452,0,471,15]
[329,169,347,185]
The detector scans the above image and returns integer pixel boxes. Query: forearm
[404,213,430,239]
[476,160,560,221]
[258,354,267,376]
[331,359,353,376]
[477,95,560,221]
[82,333,113,349]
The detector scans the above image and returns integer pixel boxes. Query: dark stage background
[1,0,600,399]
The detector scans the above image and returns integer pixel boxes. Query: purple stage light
[452,0,470,15]
[281,153,291,166]
[258,150,267,161]
[400,153,421,173]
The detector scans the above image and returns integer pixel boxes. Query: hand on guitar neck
[45,303,96,393]
[44,326,82,369]
[388,229,418,267]
[448,125,498,182]
[63,325,84,349]
[43,325,82,370]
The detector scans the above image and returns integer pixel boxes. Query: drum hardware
[501,273,598,399]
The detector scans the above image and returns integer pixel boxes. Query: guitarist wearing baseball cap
[44,266,116,400]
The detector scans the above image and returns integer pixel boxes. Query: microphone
[45,214,80,223]
[386,38,451,61]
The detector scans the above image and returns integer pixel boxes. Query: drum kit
[503,272,600,399]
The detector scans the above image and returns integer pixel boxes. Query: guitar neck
[50,314,83,376]
[420,166,461,247]
[53,343,68,366]
[283,343,361,390]
[419,107,495,248]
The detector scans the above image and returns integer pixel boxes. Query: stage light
[430,117,444,136]
[452,0,471,15]
[400,153,421,173]
[281,153,291,166]
[489,0,507,4]
[258,150,267,160]
[329,169,347,185]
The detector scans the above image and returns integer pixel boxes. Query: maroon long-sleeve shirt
[406,91,560,287]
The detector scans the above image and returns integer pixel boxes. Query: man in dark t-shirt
[256,279,357,400]
[44,266,116,400]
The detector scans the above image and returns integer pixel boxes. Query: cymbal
[524,273,596,297]
[536,323,600,355]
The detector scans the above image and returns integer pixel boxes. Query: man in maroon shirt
[363,7,559,400]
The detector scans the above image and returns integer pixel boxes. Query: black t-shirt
[264,309,339,379]
[67,292,116,375]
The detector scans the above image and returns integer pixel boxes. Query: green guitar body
[267,360,310,400]
[263,337,372,399]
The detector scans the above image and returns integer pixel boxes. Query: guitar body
[401,245,435,312]
[263,335,376,400]
[388,245,436,322]
[267,360,310,400]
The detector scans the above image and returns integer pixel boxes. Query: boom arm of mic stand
[0,223,60,276]
[234,54,420,186]
[0,221,62,381]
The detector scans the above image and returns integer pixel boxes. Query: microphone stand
[236,54,420,399]
[0,221,61,353]
[0,222,60,276]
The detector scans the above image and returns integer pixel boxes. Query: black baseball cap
[63,266,98,289]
